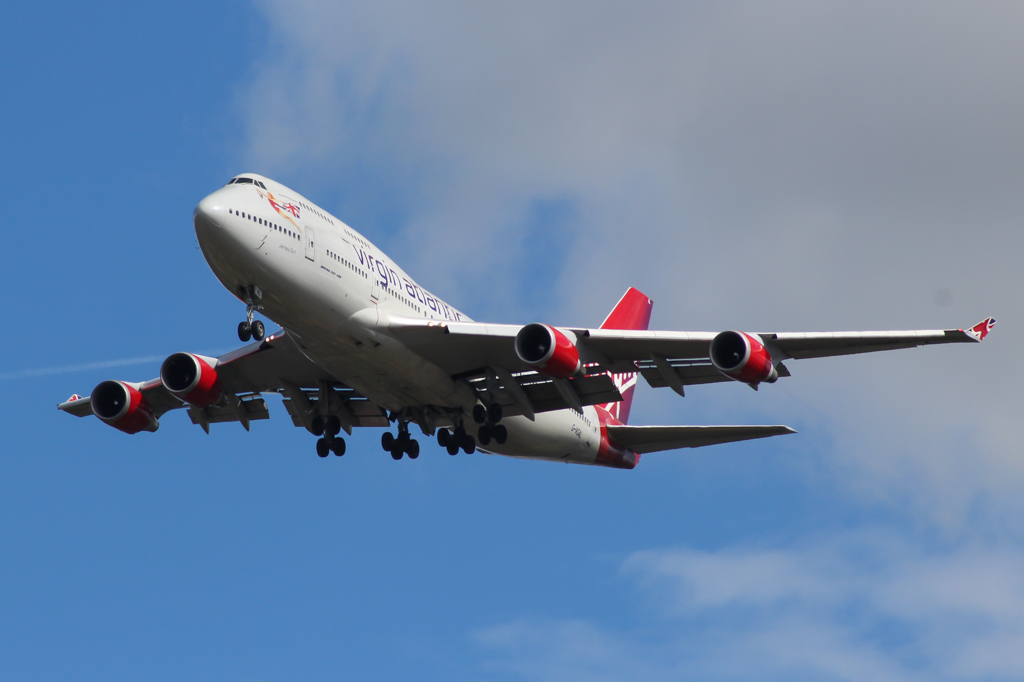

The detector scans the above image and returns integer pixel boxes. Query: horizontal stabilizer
[605,424,796,454]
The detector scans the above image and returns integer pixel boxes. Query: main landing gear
[312,414,346,458]
[382,424,420,460]
[237,287,265,342]
[472,402,507,447]
[437,424,477,455]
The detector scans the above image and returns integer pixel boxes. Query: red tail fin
[597,287,652,425]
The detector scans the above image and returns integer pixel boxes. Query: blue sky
[2,3,1023,681]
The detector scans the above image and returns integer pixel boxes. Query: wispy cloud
[0,356,166,382]
[243,0,1024,530]
[473,532,1024,681]
[0,350,231,382]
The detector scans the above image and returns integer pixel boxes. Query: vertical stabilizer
[597,287,653,425]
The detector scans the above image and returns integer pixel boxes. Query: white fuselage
[193,174,609,465]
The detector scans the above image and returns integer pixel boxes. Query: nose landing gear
[237,286,265,342]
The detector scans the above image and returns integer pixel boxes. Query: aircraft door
[305,227,316,261]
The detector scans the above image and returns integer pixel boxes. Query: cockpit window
[256,181,267,189]
[234,178,255,185]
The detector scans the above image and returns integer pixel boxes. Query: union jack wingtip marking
[964,317,996,341]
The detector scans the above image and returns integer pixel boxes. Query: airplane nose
[193,193,226,236]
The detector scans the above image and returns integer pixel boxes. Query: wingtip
[963,317,997,342]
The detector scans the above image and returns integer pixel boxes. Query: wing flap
[462,370,622,418]
[281,395,390,428]
[638,359,792,389]
[187,396,270,426]
[606,424,796,454]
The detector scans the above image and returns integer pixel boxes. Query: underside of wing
[56,329,388,433]
[460,368,622,419]
[636,358,792,390]
[763,320,994,361]
[382,314,994,391]
[606,424,796,454]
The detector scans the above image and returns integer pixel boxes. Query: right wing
[382,313,995,397]
[605,424,796,453]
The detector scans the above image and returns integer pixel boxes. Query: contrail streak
[0,356,166,381]
[0,350,231,382]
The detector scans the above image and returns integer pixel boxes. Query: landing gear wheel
[473,404,487,424]
[437,430,450,447]
[238,322,252,342]
[382,432,395,451]
[310,415,325,436]
[391,444,404,460]
[493,424,508,445]
[251,319,265,341]
[462,435,476,454]
[406,439,420,459]
[454,426,466,443]
[331,438,346,456]
[326,415,342,437]
[487,403,503,423]
[446,441,460,456]
[477,425,492,446]
[316,438,329,458]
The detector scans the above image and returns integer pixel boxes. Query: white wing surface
[383,313,995,383]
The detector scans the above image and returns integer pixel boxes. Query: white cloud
[240,2,1024,527]
[472,534,1024,681]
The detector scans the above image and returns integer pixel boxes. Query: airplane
[57,173,996,469]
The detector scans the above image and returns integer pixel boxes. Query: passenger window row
[298,200,335,226]
[342,228,369,249]
[325,249,369,280]
[229,209,300,240]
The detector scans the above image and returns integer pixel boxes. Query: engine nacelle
[160,353,223,408]
[710,331,779,385]
[91,380,159,434]
[514,323,581,378]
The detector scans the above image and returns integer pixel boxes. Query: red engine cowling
[160,353,223,407]
[710,331,779,385]
[514,323,581,378]
[91,380,159,434]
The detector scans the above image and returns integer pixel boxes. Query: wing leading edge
[384,313,995,387]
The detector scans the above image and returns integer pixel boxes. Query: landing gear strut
[382,422,420,460]
[315,434,346,457]
[314,413,346,457]
[438,422,477,455]
[474,402,507,447]
[237,287,265,342]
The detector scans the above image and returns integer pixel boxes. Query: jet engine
[160,353,223,407]
[710,331,778,385]
[514,323,581,378]
[91,380,159,434]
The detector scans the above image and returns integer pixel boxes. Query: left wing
[57,330,388,433]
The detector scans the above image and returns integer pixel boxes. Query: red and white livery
[58,174,995,468]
